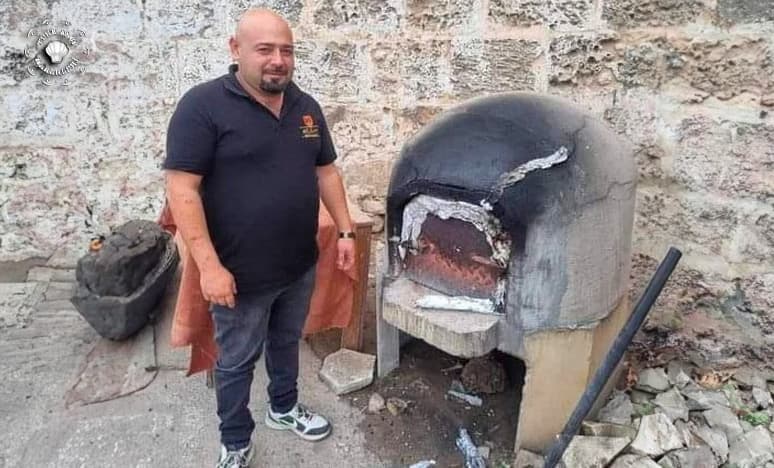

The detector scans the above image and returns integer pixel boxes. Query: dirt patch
[351,340,522,467]
[306,284,523,466]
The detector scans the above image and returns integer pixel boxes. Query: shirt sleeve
[316,108,338,166]
[163,89,216,175]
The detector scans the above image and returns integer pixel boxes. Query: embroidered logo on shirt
[300,114,320,139]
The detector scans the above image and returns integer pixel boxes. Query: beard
[259,69,292,94]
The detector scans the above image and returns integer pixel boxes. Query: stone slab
[319,348,376,395]
[562,436,630,467]
[381,277,499,358]
[64,322,157,407]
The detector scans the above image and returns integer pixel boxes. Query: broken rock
[581,421,637,439]
[681,385,730,411]
[386,397,408,416]
[630,389,656,404]
[654,387,689,423]
[598,391,634,425]
[659,445,716,468]
[562,436,630,468]
[608,454,660,468]
[71,222,179,341]
[692,423,729,463]
[368,393,385,413]
[628,413,684,457]
[513,449,543,468]
[76,220,168,297]
[733,367,767,390]
[461,356,506,394]
[703,405,744,442]
[667,360,693,388]
[319,349,375,395]
[728,426,774,467]
[752,387,773,409]
[636,368,670,393]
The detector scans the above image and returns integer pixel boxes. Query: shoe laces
[218,448,250,468]
[294,404,313,422]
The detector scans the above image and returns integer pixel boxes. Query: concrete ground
[0,259,385,468]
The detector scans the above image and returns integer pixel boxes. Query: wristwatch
[338,231,356,239]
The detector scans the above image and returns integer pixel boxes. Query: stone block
[405,0,479,31]
[75,220,168,297]
[0,282,39,328]
[177,39,232,95]
[319,348,376,395]
[339,159,396,201]
[0,47,32,86]
[224,0,305,25]
[740,273,774,313]
[548,32,619,86]
[629,413,684,457]
[1,89,83,144]
[602,0,708,28]
[47,0,143,41]
[517,327,595,452]
[0,0,46,34]
[394,106,446,142]
[703,405,744,442]
[143,0,222,40]
[561,436,630,467]
[312,0,401,32]
[598,391,634,425]
[674,117,774,200]
[400,40,453,103]
[324,107,398,163]
[72,233,179,341]
[365,41,458,104]
[381,277,500,358]
[294,40,364,102]
[44,282,75,301]
[609,455,661,468]
[489,0,593,29]
[667,36,774,101]
[513,449,544,468]
[717,0,774,23]
[451,39,542,98]
[581,421,638,439]
[728,426,774,467]
[85,40,178,98]
[634,188,746,261]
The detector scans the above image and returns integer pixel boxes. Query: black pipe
[543,247,683,468]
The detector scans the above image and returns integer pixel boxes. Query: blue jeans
[211,265,316,450]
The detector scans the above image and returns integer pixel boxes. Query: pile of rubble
[519,361,774,467]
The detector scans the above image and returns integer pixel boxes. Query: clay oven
[376,93,637,452]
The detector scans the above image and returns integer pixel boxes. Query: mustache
[263,67,288,74]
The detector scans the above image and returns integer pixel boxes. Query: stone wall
[1,1,772,316]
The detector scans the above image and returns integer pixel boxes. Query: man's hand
[337,238,356,271]
[200,264,237,308]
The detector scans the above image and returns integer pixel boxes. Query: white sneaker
[215,442,254,468]
[265,403,332,441]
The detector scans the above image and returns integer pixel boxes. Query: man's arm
[317,163,355,270]
[165,170,236,307]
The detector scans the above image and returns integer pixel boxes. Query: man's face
[230,16,294,95]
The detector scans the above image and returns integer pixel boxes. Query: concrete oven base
[376,276,631,454]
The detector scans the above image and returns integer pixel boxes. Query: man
[163,8,355,468]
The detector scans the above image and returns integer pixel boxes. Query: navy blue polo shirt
[163,64,337,294]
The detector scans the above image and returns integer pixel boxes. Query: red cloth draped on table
[157,201,357,376]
